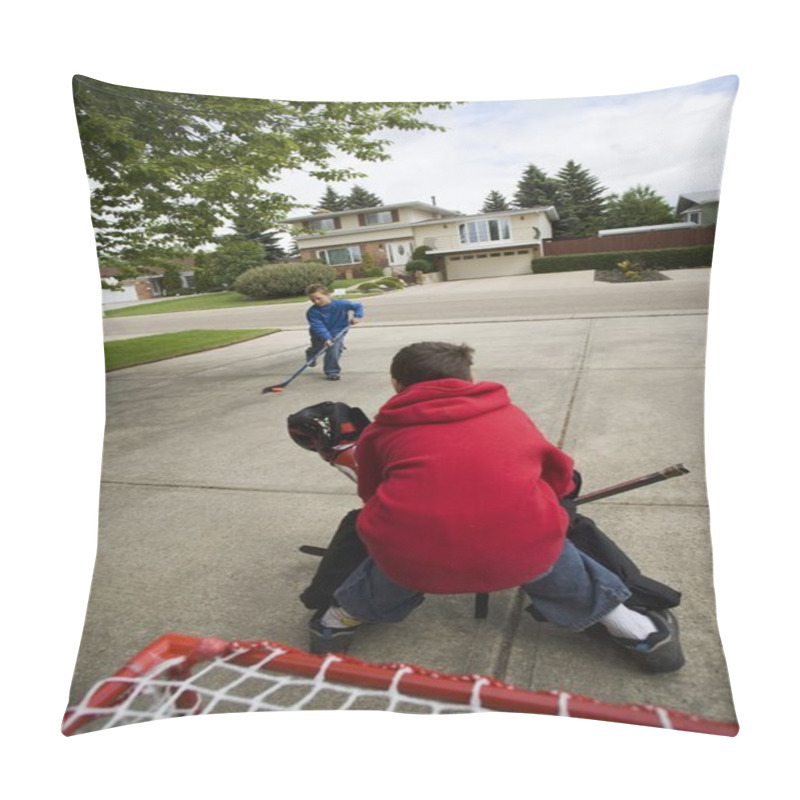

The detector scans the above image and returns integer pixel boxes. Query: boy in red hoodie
[309,342,684,672]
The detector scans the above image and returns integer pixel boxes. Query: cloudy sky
[277,75,739,217]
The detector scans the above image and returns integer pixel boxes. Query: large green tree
[602,185,677,229]
[552,160,608,238]
[512,164,559,209]
[73,76,451,265]
[193,237,266,292]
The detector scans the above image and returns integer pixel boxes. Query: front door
[386,240,414,268]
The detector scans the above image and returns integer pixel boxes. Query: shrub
[233,261,336,299]
[351,276,405,293]
[406,258,438,274]
[532,245,714,274]
[358,252,383,278]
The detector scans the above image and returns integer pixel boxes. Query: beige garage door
[445,249,533,280]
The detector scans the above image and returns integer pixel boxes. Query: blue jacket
[306,299,364,340]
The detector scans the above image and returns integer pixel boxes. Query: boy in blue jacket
[305,284,364,381]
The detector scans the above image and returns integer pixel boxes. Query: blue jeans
[307,333,346,377]
[332,539,631,631]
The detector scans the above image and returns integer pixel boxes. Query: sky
[276,75,739,217]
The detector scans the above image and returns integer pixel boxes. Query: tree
[231,208,286,262]
[512,164,558,209]
[602,185,677,229]
[194,237,266,291]
[481,190,510,212]
[345,185,383,209]
[73,75,451,265]
[317,185,348,212]
[552,160,608,238]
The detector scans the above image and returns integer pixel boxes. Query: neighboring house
[100,259,195,304]
[283,201,558,280]
[676,191,719,227]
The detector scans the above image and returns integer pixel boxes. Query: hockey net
[62,634,738,736]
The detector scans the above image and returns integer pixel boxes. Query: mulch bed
[594,269,670,283]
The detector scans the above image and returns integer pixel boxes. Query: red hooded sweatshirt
[355,379,576,593]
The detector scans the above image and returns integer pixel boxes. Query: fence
[542,226,715,257]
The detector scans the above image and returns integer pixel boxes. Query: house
[100,259,196,304]
[676,191,719,227]
[283,201,558,281]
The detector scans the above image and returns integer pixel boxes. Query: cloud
[276,76,738,216]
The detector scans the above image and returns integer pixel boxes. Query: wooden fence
[542,226,715,257]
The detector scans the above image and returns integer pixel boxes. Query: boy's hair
[306,283,331,296]
[391,342,475,386]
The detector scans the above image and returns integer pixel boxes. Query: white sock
[320,605,362,629]
[599,604,658,640]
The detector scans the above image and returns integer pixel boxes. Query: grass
[104,329,279,371]
[103,279,371,318]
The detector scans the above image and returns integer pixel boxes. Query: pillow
[65,75,739,737]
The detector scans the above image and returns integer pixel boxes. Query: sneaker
[608,608,685,673]
[325,374,341,381]
[308,609,360,655]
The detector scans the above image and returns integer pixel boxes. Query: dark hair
[390,342,475,386]
[306,283,330,296]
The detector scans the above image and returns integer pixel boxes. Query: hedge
[531,245,715,274]
[232,261,336,299]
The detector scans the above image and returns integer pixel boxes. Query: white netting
[62,635,740,737]
[63,643,490,734]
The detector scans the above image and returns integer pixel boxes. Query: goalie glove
[287,401,371,477]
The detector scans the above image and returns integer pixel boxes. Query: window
[318,246,362,266]
[685,211,701,224]
[308,217,337,232]
[458,218,511,244]
[363,211,394,225]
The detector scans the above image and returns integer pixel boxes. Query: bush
[531,245,715,274]
[233,261,336,299]
[351,276,405,293]
[406,258,439,274]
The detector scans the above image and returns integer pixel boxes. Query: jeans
[307,333,346,377]
[332,539,631,631]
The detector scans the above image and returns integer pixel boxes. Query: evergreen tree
[512,164,558,208]
[552,160,608,238]
[232,208,287,262]
[317,185,348,212]
[602,185,677,229]
[345,185,383,209]
[481,190,510,212]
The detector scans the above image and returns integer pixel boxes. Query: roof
[411,205,559,227]
[282,200,463,224]
[676,191,720,213]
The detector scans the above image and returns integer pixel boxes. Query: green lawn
[103,280,369,318]
[104,329,279,371]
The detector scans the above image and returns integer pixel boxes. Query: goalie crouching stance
[288,342,684,673]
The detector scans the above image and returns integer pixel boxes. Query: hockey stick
[573,463,689,505]
[298,463,690,561]
[262,329,349,394]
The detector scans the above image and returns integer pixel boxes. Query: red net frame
[62,634,738,737]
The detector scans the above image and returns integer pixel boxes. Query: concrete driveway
[69,268,735,731]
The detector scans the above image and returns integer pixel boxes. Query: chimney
[431,196,437,206]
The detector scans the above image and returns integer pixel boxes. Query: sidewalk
[69,292,735,727]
